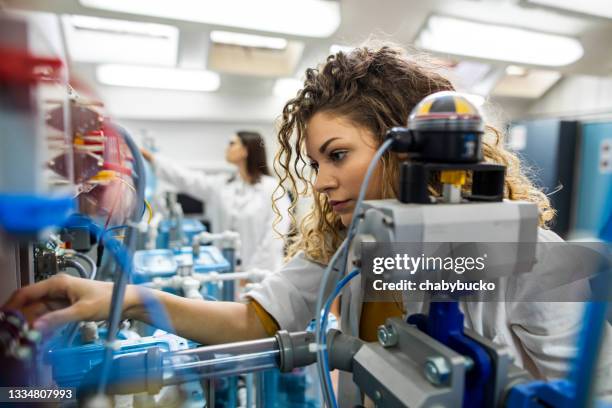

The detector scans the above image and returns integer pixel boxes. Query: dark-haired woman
[142,131,289,272]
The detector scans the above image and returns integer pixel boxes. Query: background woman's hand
[1,274,117,333]
[140,148,154,163]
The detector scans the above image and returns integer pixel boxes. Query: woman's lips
[330,199,352,212]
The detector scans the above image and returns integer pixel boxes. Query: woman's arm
[125,286,269,343]
[2,274,268,345]
[146,152,222,202]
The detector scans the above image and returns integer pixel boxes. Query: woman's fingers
[140,148,153,163]
[33,303,86,333]
[2,275,69,310]
[21,302,53,325]
[3,275,113,333]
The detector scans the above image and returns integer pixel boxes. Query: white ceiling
[6,0,612,121]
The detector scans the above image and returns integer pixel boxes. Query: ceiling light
[68,15,175,37]
[505,65,527,76]
[416,15,583,67]
[97,65,220,92]
[492,69,561,98]
[79,0,341,38]
[447,60,492,90]
[210,31,287,50]
[525,0,612,20]
[273,78,302,99]
[63,15,178,65]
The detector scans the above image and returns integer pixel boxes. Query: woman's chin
[340,214,352,227]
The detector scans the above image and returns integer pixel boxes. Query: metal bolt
[382,216,394,227]
[81,322,99,343]
[377,324,398,347]
[424,356,451,386]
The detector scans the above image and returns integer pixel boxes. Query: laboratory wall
[527,75,612,118]
[118,119,277,171]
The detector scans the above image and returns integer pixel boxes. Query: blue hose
[319,268,360,408]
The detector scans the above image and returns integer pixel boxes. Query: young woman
[142,131,290,272]
[4,45,611,402]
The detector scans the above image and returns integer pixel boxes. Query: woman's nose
[313,168,337,194]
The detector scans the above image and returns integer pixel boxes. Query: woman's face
[305,112,383,227]
[225,135,248,165]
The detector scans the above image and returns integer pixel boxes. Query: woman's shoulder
[258,174,278,186]
[283,250,326,271]
[536,227,564,243]
[256,175,282,193]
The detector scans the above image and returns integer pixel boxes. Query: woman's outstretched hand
[2,274,122,333]
[140,148,154,163]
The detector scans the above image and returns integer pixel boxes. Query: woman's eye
[329,150,348,162]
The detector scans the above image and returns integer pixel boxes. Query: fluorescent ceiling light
[492,69,561,98]
[416,15,583,67]
[210,41,304,77]
[68,15,174,37]
[505,65,527,76]
[330,44,354,54]
[447,60,492,90]
[210,31,287,50]
[63,15,178,65]
[525,0,612,20]
[79,0,341,38]
[97,65,220,92]
[273,78,302,99]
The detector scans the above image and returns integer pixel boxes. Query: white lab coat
[153,155,290,272]
[246,228,612,405]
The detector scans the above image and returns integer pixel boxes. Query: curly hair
[272,45,555,265]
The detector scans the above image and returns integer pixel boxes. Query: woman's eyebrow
[319,137,341,154]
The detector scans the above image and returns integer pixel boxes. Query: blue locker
[509,119,579,238]
[573,121,612,238]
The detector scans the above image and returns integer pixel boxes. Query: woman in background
[142,131,289,272]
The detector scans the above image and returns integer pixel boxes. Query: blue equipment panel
[181,246,231,274]
[156,218,206,248]
[0,194,74,234]
[47,334,188,389]
[574,121,612,238]
[133,246,230,286]
[133,249,178,283]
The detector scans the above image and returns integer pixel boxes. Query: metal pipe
[140,270,266,291]
[64,259,87,279]
[73,252,97,280]
[61,252,98,346]
[193,270,265,283]
[97,124,147,395]
[246,373,254,408]
[162,337,280,385]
